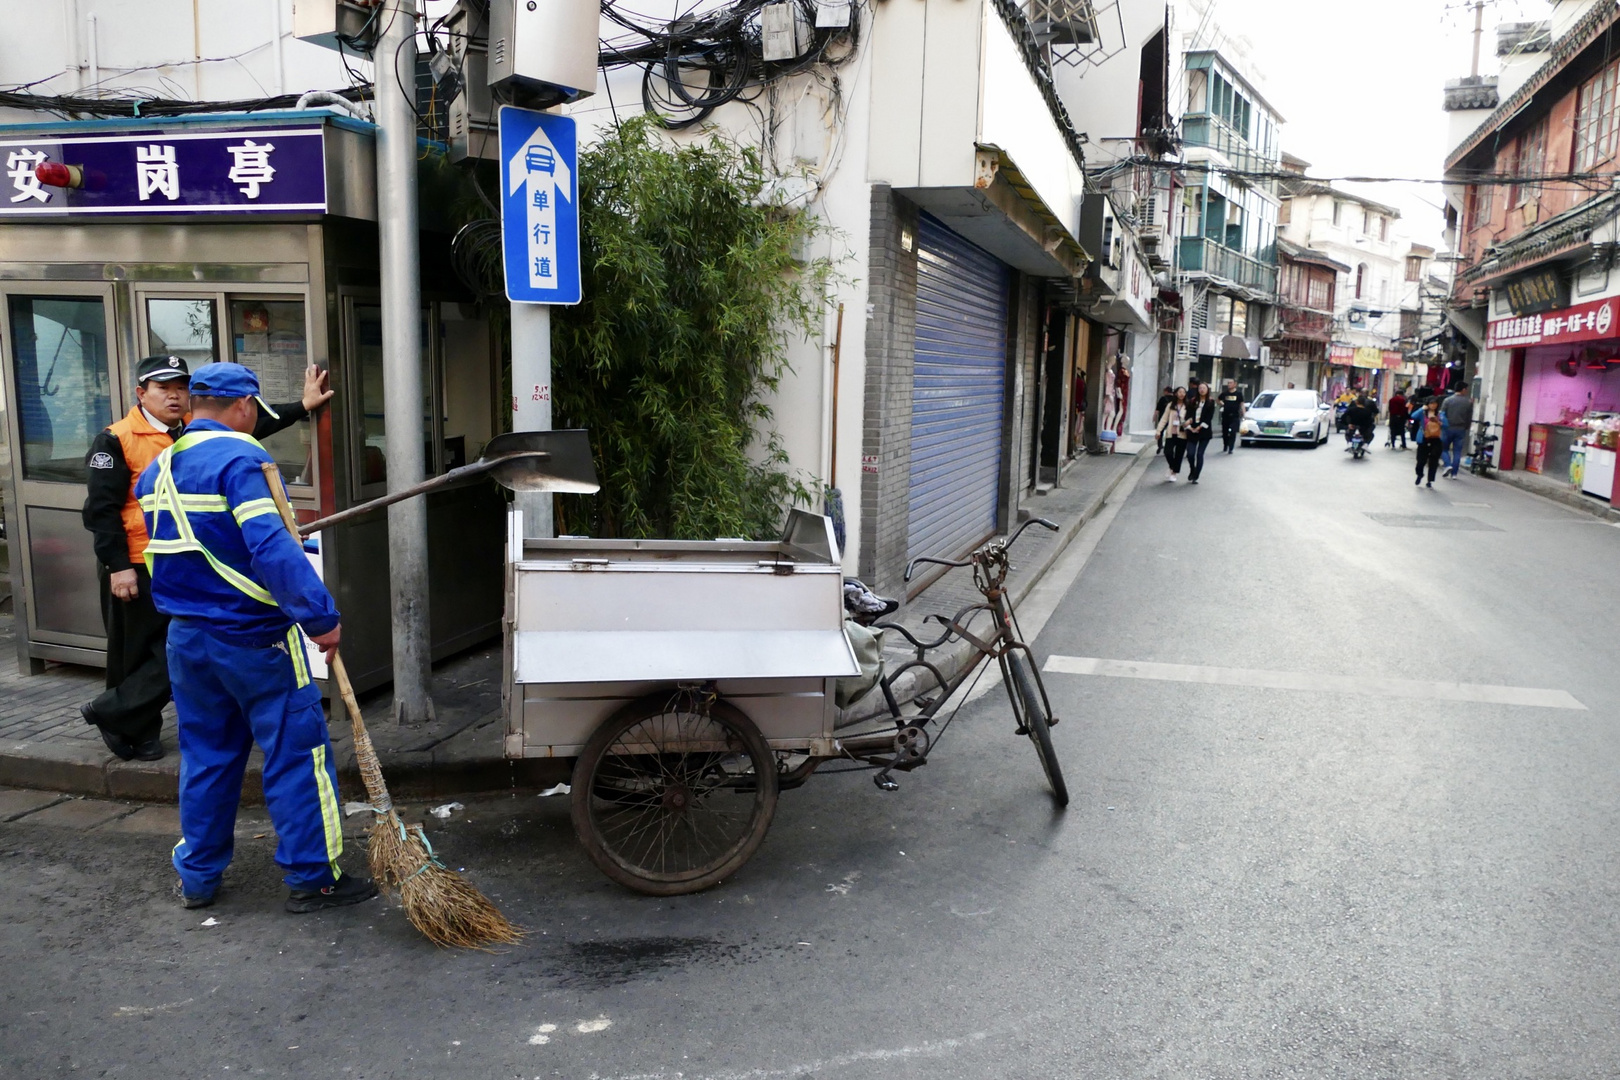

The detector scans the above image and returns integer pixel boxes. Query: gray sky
[1209,0,1546,249]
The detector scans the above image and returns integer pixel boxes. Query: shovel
[293,429,600,537]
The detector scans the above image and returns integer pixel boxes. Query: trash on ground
[538,783,570,797]
[200,917,219,927]
[429,801,465,819]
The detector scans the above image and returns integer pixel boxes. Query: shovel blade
[483,429,600,493]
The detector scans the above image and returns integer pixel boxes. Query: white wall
[564,0,876,565]
[0,0,363,121]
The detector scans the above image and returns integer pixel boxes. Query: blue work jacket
[135,418,339,646]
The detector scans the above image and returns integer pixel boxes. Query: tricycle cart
[504,505,1069,896]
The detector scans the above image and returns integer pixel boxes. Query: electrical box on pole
[486,0,601,108]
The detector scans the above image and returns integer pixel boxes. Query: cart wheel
[1006,652,1069,808]
[571,694,779,896]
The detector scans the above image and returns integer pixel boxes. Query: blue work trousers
[1441,428,1467,474]
[168,619,344,897]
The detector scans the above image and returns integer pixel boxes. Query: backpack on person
[1423,414,1442,440]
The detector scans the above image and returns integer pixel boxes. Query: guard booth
[0,110,506,693]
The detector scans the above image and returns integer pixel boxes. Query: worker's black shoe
[285,874,378,914]
[83,705,136,761]
[173,880,215,909]
[133,737,165,762]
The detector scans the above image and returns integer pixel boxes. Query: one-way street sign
[499,105,581,305]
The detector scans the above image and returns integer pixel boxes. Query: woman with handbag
[1184,381,1217,483]
[1156,386,1189,482]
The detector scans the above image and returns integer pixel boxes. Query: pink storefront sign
[1487,296,1617,349]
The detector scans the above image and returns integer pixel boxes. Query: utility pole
[376,0,434,723]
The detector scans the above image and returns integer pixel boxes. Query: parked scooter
[1468,420,1499,476]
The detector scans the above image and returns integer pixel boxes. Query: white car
[1239,389,1331,448]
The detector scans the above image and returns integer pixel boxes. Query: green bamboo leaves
[552,118,832,540]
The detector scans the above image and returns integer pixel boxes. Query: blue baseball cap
[188,362,279,419]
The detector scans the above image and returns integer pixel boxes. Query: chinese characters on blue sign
[499,106,581,305]
[0,127,326,215]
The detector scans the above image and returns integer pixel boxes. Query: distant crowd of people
[1151,378,1478,490]
[1336,382,1474,487]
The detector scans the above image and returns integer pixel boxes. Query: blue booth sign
[0,126,326,216]
[498,106,581,306]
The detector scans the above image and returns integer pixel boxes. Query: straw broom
[261,462,521,948]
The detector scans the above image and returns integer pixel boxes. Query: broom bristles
[367,811,523,949]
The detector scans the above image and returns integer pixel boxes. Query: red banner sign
[1487,296,1616,349]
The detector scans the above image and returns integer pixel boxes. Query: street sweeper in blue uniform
[136,361,376,913]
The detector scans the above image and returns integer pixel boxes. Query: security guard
[136,362,374,913]
[81,355,332,762]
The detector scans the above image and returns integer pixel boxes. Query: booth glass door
[0,284,121,658]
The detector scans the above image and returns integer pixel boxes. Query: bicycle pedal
[1013,724,1029,736]
[1047,716,1060,727]
[874,773,899,792]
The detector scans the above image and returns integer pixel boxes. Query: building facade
[0,0,1100,669]
[1278,163,1436,401]
[1443,0,1620,508]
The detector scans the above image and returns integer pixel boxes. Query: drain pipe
[294,90,371,122]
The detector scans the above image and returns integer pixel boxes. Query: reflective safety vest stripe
[144,430,279,607]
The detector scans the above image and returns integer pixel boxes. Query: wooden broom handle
[259,462,385,804]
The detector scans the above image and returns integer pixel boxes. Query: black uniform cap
[136,355,190,384]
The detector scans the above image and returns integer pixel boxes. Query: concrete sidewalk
[0,449,1143,802]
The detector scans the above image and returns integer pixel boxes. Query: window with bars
[1510,119,1547,208]
[1576,59,1620,170]
[1471,181,1494,233]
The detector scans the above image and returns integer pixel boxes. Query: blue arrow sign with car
[499,106,581,305]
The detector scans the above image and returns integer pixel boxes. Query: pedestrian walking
[79,356,329,762]
[1440,383,1474,477]
[1156,386,1188,481]
[135,362,372,914]
[1414,398,1444,487]
[1387,388,1409,449]
[1152,385,1174,455]
[1185,382,1216,483]
[1217,378,1245,453]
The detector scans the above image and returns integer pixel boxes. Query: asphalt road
[6,439,1620,1080]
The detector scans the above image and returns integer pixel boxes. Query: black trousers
[1187,436,1212,479]
[90,564,170,744]
[1415,440,1443,483]
[1388,420,1408,448]
[1220,417,1239,452]
[1165,436,1187,473]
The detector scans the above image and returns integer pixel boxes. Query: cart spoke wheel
[571,696,779,896]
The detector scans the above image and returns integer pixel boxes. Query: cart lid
[514,629,860,684]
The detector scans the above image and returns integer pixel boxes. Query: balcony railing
[1181,111,1275,188]
[1179,236,1278,294]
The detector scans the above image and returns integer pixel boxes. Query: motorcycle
[1345,425,1370,460]
[1468,421,1499,476]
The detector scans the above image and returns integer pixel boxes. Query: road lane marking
[1043,656,1587,710]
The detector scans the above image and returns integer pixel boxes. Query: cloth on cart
[835,620,887,710]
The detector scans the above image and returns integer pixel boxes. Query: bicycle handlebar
[901,517,1060,581]
[903,554,970,583]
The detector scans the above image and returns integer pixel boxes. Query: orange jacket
[108,407,175,566]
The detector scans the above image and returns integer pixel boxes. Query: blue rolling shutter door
[908,215,1011,566]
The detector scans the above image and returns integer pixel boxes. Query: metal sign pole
[377,0,433,723]
[499,105,582,540]
[511,302,553,538]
